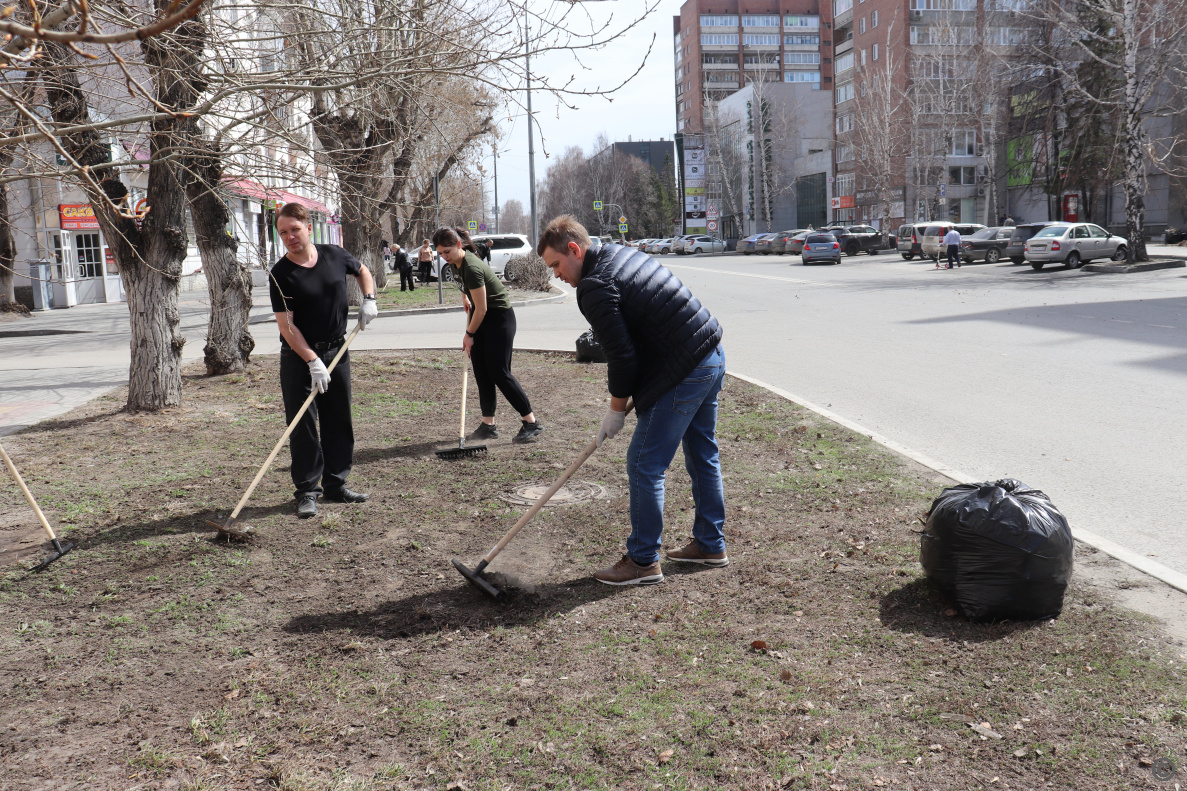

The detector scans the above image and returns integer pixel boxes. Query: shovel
[208,321,362,539]
[452,401,633,599]
[0,440,75,572]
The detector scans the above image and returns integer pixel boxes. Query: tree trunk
[187,144,255,374]
[0,175,17,308]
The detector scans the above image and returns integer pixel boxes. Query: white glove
[307,357,331,394]
[597,407,626,447]
[359,298,378,329]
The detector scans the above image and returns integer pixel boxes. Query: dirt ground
[1,351,1185,791]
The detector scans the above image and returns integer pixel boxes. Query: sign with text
[830,195,856,209]
[58,204,99,230]
[707,220,718,231]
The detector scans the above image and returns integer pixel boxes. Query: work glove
[308,357,331,394]
[596,406,626,447]
[359,297,378,329]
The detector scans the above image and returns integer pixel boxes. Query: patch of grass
[128,743,176,774]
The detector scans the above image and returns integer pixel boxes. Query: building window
[784,52,821,64]
[703,52,739,64]
[785,15,820,27]
[834,0,854,14]
[835,82,855,103]
[785,33,821,45]
[951,130,981,156]
[836,114,854,133]
[910,0,976,8]
[948,165,978,184]
[701,33,739,45]
[872,10,879,26]
[744,52,779,64]
[742,15,780,27]
[911,26,975,45]
[860,48,867,65]
[835,52,854,73]
[836,172,856,196]
[836,144,854,162]
[700,14,739,27]
[742,33,780,46]
[873,43,880,59]
[784,70,822,83]
[859,17,866,33]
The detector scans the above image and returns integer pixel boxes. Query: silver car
[801,233,841,265]
[647,238,675,254]
[919,223,987,260]
[1023,222,1130,269]
[678,235,725,255]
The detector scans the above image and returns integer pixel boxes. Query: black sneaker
[469,422,499,441]
[296,492,319,518]
[323,487,370,503]
[513,420,545,444]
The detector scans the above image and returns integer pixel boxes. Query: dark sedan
[740,234,762,254]
[960,226,1014,263]
[787,230,812,255]
[770,229,810,254]
[1004,222,1057,263]
[754,233,779,254]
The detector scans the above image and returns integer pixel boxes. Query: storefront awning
[223,178,333,216]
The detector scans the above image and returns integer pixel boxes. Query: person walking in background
[943,226,962,269]
[537,215,727,587]
[392,243,414,291]
[382,241,392,272]
[417,239,433,283]
[269,202,377,519]
[433,226,544,444]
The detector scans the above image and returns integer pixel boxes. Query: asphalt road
[5,249,1187,578]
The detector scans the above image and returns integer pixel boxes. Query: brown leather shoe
[593,555,664,586]
[665,540,729,567]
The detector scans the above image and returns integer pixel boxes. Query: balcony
[835,36,854,55]
[834,7,853,29]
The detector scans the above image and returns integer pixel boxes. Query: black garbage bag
[575,328,606,363]
[920,479,1073,622]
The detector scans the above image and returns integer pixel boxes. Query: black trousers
[418,261,431,282]
[947,244,960,268]
[400,266,415,291]
[471,307,532,419]
[279,343,354,497]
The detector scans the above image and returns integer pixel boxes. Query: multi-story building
[673,1,832,236]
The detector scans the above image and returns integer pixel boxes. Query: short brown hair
[537,215,591,256]
[277,202,310,225]
[431,227,460,248]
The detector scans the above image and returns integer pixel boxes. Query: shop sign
[59,204,100,230]
[830,195,856,209]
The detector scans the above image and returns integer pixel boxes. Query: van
[919,223,986,260]
[896,223,927,260]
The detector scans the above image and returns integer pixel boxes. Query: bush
[504,252,552,292]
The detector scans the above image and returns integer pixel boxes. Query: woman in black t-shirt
[432,227,543,444]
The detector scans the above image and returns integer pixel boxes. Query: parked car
[629,238,653,250]
[919,222,987,260]
[800,233,842,265]
[1004,222,1057,263]
[959,226,1014,264]
[896,222,928,260]
[786,230,812,255]
[1023,222,1130,269]
[678,235,726,255]
[670,235,699,254]
[470,233,531,277]
[753,233,779,254]
[822,225,884,256]
[770,229,811,254]
[739,234,764,254]
[648,238,676,254]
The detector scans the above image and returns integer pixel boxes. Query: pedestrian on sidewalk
[392,243,414,291]
[269,202,377,519]
[417,239,433,283]
[382,241,392,272]
[538,215,727,587]
[433,226,544,445]
[943,226,962,269]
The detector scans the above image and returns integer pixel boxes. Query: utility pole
[526,17,538,248]
[434,173,443,304]
[493,142,500,234]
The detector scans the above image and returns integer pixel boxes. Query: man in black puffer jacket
[538,215,728,586]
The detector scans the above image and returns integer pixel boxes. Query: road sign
[707,205,719,220]
[618,223,629,233]
[467,220,477,231]
[707,220,718,231]
[619,215,627,224]
[593,200,604,211]
[478,222,487,232]
[939,183,946,198]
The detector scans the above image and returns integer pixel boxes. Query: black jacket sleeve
[578,276,637,399]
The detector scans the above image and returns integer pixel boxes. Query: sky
[483,0,683,222]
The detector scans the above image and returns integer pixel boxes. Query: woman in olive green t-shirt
[431,227,543,444]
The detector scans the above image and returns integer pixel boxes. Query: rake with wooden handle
[436,359,488,460]
[0,440,76,572]
[207,321,363,540]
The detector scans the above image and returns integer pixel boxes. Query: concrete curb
[248,290,568,325]
[1083,259,1186,274]
[727,370,1187,597]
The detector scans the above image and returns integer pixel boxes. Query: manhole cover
[500,480,607,508]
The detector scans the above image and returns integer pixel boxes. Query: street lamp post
[525,17,538,248]
[493,141,500,234]
[434,173,443,304]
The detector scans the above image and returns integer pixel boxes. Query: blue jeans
[626,345,727,565]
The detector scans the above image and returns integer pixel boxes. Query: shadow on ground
[878,578,1047,642]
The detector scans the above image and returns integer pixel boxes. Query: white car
[647,238,676,254]
[677,235,725,255]
[470,233,532,277]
